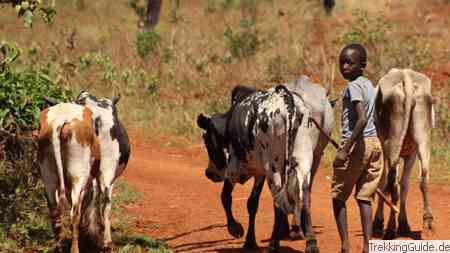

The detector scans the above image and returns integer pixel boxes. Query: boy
[331,43,382,253]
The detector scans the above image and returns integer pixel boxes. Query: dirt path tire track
[121,136,450,252]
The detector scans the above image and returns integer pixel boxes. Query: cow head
[197,113,228,182]
[76,90,121,110]
[75,90,130,169]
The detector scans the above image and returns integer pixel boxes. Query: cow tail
[394,71,415,165]
[52,121,68,207]
[273,85,298,214]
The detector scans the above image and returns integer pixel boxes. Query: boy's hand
[333,148,348,168]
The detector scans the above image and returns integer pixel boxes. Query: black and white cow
[75,91,130,251]
[198,76,334,253]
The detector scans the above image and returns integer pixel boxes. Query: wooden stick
[309,117,399,214]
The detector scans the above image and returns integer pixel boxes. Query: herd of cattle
[36,68,434,253]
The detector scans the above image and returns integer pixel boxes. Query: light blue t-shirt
[341,76,377,140]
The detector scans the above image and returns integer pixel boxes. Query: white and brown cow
[373,69,434,239]
[75,91,130,251]
[38,103,100,253]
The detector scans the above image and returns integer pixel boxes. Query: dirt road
[121,135,450,252]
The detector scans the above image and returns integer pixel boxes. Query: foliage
[0,130,54,252]
[136,30,162,59]
[0,41,73,252]
[1,0,56,27]
[224,19,260,59]
[335,9,434,79]
[0,42,73,131]
[266,55,289,83]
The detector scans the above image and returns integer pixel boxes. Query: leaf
[23,10,34,28]
[39,7,56,24]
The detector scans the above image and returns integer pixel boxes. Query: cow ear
[113,94,121,105]
[197,114,211,130]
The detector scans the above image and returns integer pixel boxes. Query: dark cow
[75,91,130,251]
[372,69,434,239]
[323,0,335,14]
[198,76,334,253]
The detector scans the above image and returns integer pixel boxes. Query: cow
[38,103,100,253]
[323,0,335,14]
[197,76,334,253]
[75,91,130,251]
[372,69,434,239]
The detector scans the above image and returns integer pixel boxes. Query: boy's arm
[333,101,367,167]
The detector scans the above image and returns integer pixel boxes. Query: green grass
[111,180,172,253]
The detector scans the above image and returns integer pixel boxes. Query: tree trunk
[145,0,163,30]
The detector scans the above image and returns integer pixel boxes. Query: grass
[111,180,172,253]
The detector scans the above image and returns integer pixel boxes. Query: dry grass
[1,0,449,173]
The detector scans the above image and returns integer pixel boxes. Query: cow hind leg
[100,185,114,252]
[292,153,322,241]
[397,154,416,235]
[302,182,319,253]
[70,178,89,253]
[268,205,285,253]
[221,179,244,239]
[417,144,433,232]
[39,154,65,249]
[243,176,265,249]
[384,165,400,240]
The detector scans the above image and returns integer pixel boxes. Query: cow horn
[75,89,86,102]
[197,114,211,130]
[112,94,121,105]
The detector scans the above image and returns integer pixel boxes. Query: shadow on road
[216,246,302,253]
[162,223,228,241]
[173,238,242,252]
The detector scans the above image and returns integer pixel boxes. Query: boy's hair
[341,43,367,68]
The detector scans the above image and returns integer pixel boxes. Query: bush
[334,9,433,79]
[224,19,260,59]
[136,30,162,59]
[0,42,73,251]
[0,42,74,132]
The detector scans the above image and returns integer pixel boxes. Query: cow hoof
[305,239,319,253]
[228,222,244,238]
[372,220,384,238]
[268,240,280,253]
[423,214,433,231]
[383,230,396,240]
[289,229,305,240]
[243,240,258,250]
[397,224,411,236]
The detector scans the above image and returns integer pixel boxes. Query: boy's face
[339,48,364,81]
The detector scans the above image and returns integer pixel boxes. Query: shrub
[0,42,73,132]
[0,41,74,251]
[136,30,162,59]
[335,9,434,79]
[224,19,260,59]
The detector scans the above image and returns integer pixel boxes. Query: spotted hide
[198,77,333,253]
[373,69,435,239]
[38,103,100,253]
[75,91,130,251]
[198,76,333,250]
